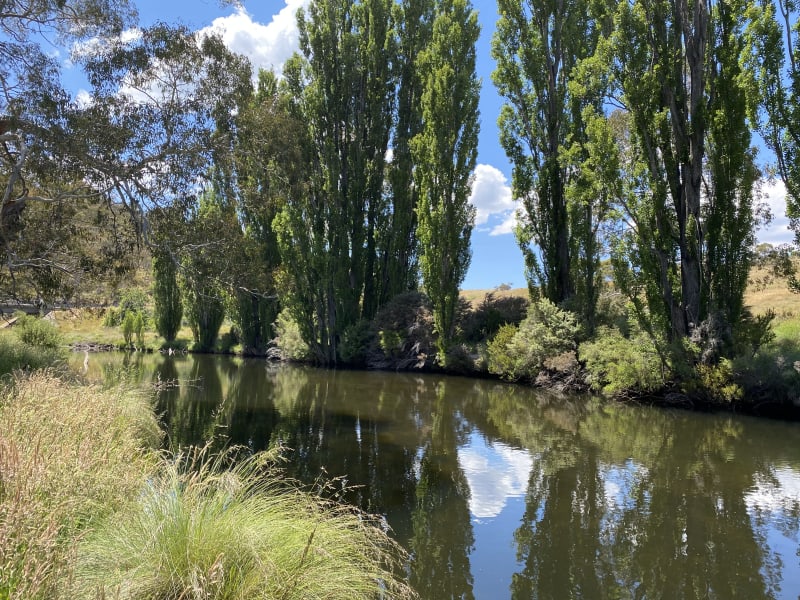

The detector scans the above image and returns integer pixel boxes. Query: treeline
[148,0,481,365]
[147,0,800,407]
[3,0,800,405]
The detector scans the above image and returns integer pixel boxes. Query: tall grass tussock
[72,448,415,600]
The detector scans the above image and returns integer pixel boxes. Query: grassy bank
[0,336,415,599]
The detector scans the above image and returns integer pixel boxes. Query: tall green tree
[152,249,183,343]
[179,194,234,352]
[492,0,610,326]
[412,0,480,360]
[607,0,760,348]
[378,0,436,305]
[279,0,396,364]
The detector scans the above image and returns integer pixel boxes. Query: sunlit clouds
[469,163,517,236]
[199,1,309,75]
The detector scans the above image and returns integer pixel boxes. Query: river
[75,351,800,599]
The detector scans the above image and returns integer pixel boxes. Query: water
[77,352,800,599]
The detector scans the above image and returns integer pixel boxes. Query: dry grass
[743,265,799,319]
[0,372,161,600]
[460,287,528,309]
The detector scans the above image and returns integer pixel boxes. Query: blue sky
[67,0,794,290]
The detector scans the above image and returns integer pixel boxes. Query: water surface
[78,352,800,599]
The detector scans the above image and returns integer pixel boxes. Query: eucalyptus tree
[279,0,395,364]
[492,0,611,330]
[412,0,480,359]
[607,0,760,347]
[0,0,251,301]
[744,0,800,245]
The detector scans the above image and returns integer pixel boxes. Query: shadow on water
[74,353,800,600]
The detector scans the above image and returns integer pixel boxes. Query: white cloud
[757,179,794,246]
[200,1,309,75]
[74,89,93,108]
[469,163,518,236]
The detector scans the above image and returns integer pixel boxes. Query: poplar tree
[608,0,760,347]
[492,0,609,329]
[279,0,395,364]
[378,0,436,305]
[412,0,480,360]
[152,250,183,343]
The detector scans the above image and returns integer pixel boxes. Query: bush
[71,448,415,600]
[13,313,62,349]
[122,311,136,348]
[270,309,311,362]
[460,292,529,343]
[486,324,518,379]
[104,288,151,328]
[339,319,375,367]
[579,326,667,397]
[0,331,64,375]
[487,299,580,381]
[369,292,435,369]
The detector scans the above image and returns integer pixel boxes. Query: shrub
[122,311,136,348]
[0,331,64,375]
[339,319,375,367]
[104,288,151,328]
[579,326,667,397]
[13,313,62,349]
[487,299,580,381]
[460,292,529,343]
[369,292,435,369]
[71,449,415,600]
[270,308,311,362]
[486,323,518,379]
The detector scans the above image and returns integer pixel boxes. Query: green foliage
[691,360,744,404]
[280,0,397,364]
[579,326,667,397]
[0,331,64,375]
[412,0,480,360]
[152,251,183,344]
[133,312,145,348]
[271,309,311,362]
[71,448,414,600]
[104,288,151,328]
[13,314,62,349]
[122,311,136,348]
[486,323,519,379]
[339,319,376,367]
[492,0,610,327]
[487,299,580,381]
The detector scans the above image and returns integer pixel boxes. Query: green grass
[72,447,415,600]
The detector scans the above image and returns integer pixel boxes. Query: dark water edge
[73,352,800,599]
